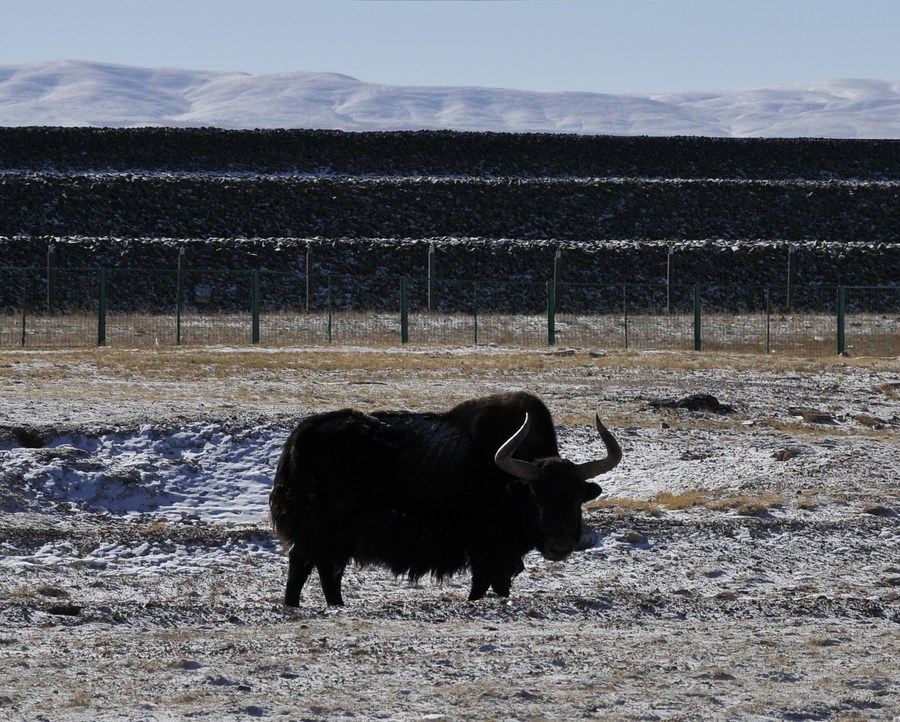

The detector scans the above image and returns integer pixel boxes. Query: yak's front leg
[468,570,491,601]
[490,574,514,598]
[489,556,524,598]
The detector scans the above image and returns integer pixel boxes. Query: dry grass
[589,489,715,515]
[796,487,827,511]
[591,490,790,516]
[759,415,897,441]
[876,382,900,400]
[709,492,785,516]
[652,490,713,511]
[2,345,896,385]
[1,346,896,440]
[588,497,662,517]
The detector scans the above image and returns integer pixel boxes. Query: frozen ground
[0,347,898,721]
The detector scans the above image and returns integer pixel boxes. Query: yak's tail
[270,409,378,547]
[269,426,305,545]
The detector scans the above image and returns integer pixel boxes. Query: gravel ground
[1,347,898,721]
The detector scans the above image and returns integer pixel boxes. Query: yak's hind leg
[284,546,314,607]
[317,561,347,606]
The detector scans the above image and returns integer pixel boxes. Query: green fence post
[251,269,261,344]
[400,276,409,344]
[176,265,184,346]
[327,289,333,344]
[20,269,28,347]
[472,280,478,345]
[97,268,107,346]
[836,285,846,355]
[693,284,702,352]
[547,281,556,346]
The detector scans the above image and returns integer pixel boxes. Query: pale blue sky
[3,0,898,95]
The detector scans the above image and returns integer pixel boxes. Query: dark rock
[772,447,801,461]
[788,407,836,424]
[649,394,734,413]
[47,604,83,616]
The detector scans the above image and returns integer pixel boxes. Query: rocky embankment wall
[0,128,898,292]
[4,127,900,179]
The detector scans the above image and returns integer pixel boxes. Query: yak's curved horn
[575,415,622,480]
[494,413,541,481]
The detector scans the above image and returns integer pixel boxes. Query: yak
[269,391,621,606]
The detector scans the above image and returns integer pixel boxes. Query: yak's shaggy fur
[270,391,619,605]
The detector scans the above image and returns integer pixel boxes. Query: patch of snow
[1,423,282,522]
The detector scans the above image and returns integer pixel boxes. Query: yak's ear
[582,482,602,502]
[506,479,531,495]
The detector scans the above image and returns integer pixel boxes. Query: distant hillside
[2,60,900,138]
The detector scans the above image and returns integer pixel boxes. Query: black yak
[269,391,621,606]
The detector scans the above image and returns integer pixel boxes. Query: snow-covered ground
[0,346,898,720]
[2,60,900,137]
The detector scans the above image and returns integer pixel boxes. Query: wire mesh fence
[1,267,897,356]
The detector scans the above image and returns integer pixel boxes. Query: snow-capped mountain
[1,60,899,138]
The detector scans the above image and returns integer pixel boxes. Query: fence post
[400,276,409,344]
[667,247,675,315]
[97,268,107,346]
[20,269,28,347]
[786,246,795,311]
[47,245,56,314]
[176,250,185,345]
[622,284,629,349]
[427,244,436,311]
[306,243,313,312]
[327,280,333,344]
[836,285,846,355]
[765,286,772,354]
[472,280,479,345]
[547,281,556,346]
[693,284,701,352]
[553,249,562,314]
[251,269,261,344]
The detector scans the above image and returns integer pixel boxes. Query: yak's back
[447,391,560,464]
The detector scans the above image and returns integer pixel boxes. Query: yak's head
[495,412,621,561]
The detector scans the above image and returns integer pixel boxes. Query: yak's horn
[494,413,540,481]
[575,415,622,480]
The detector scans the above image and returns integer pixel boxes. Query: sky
[2,0,899,96]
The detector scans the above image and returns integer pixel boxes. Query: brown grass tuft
[876,382,900,400]
[592,490,793,517]
[708,492,784,516]
[653,490,712,510]
[796,487,826,511]
[587,497,662,517]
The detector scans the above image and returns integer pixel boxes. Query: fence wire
[1,268,897,356]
